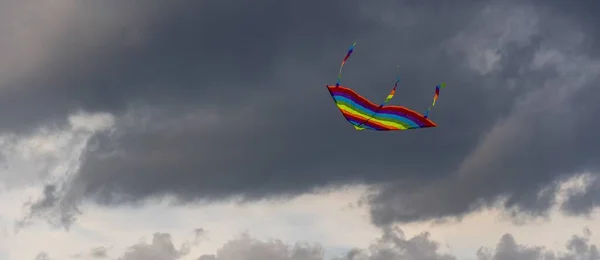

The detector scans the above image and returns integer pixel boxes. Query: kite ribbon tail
[424,82,445,119]
[381,70,400,106]
[336,41,357,87]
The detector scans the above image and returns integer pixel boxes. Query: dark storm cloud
[561,175,600,216]
[24,0,497,209]
[69,0,499,205]
[4,0,600,228]
[365,0,600,225]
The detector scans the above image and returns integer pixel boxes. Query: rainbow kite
[326,42,446,131]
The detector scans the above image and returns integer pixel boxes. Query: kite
[326,42,446,131]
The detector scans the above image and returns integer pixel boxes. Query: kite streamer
[326,42,445,131]
[336,41,356,87]
[383,74,399,104]
[381,65,401,106]
[424,82,445,118]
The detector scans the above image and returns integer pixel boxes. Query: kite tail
[336,41,357,87]
[381,66,400,106]
[424,82,446,119]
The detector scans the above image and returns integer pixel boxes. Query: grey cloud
[476,230,599,260]
[195,227,453,260]
[193,228,207,243]
[3,0,600,229]
[17,183,82,231]
[116,227,596,260]
[367,0,600,225]
[35,252,53,260]
[0,0,167,134]
[477,234,547,260]
[199,233,324,260]
[119,232,191,260]
[330,226,455,260]
[90,247,108,258]
[70,246,110,259]
[0,0,366,133]
[561,173,600,216]
[70,246,113,259]
[71,229,201,260]
[64,0,520,222]
[26,0,495,221]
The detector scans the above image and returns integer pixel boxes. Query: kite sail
[326,42,446,131]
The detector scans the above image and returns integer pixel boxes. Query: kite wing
[326,85,436,131]
[326,42,445,131]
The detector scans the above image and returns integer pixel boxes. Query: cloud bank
[36,228,599,260]
[0,0,599,230]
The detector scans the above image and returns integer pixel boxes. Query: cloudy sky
[1,0,600,259]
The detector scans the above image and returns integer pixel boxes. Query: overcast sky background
[1,0,600,259]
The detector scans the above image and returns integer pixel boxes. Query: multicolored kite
[326,42,446,131]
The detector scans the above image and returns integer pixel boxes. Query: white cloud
[0,119,598,260]
[0,111,114,258]
[0,111,114,191]
[1,176,600,260]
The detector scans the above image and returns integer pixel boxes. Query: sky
[0,0,600,259]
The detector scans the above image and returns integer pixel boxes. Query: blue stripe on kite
[331,91,377,111]
[333,96,420,128]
